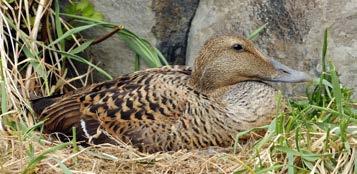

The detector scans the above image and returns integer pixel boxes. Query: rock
[186,0,357,98]
[85,0,198,80]
[152,0,199,64]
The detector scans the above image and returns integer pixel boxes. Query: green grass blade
[49,24,98,47]
[248,23,267,40]
[69,40,94,54]
[294,127,300,152]
[321,29,328,73]
[60,13,111,26]
[26,143,35,161]
[60,13,167,68]
[23,121,44,140]
[354,155,357,174]
[233,125,268,154]
[288,152,294,174]
[39,43,111,79]
[54,0,65,50]
[57,50,113,80]
[71,127,79,165]
[253,119,277,151]
[22,142,71,174]
[134,54,140,71]
[255,164,283,174]
[117,30,162,67]
[0,81,7,114]
[316,29,329,107]
[329,61,343,114]
[54,158,73,174]
[274,145,329,162]
[154,47,169,65]
[323,127,330,152]
[23,47,50,93]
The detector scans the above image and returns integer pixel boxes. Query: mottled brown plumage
[33,36,311,153]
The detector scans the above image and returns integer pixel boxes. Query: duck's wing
[39,66,192,146]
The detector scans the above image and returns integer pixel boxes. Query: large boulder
[86,0,198,80]
[186,0,357,98]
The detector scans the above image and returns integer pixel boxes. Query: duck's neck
[189,67,280,124]
[220,81,279,128]
[188,77,230,96]
[189,71,252,95]
[189,67,239,93]
[211,81,279,126]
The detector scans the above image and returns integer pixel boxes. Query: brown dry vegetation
[0,131,259,173]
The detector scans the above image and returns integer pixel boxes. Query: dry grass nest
[0,128,269,174]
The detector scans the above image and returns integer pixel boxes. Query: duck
[32,35,311,153]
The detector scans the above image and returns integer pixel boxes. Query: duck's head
[191,35,312,92]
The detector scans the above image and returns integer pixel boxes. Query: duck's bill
[269,59,312,83]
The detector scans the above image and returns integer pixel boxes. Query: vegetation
[0,0,356,173]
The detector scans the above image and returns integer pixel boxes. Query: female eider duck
[32,35,311,153]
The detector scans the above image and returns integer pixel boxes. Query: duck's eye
[232,44,244,52]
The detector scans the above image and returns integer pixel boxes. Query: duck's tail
[30,94,118,145]
[30,94,64,116]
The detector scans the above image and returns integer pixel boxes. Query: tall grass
[0,0,165,125]
[0,1,165,173]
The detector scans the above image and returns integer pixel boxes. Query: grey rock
[86,0,157,80]
[151,0,199,64]
[85,0,198,80]
[186,0,357,98]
